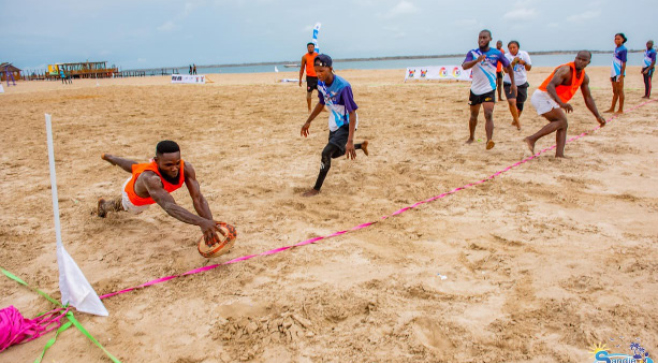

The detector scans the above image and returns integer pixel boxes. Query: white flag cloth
[312,23,321,53]
[274,66,279,73]
[46,114,108,316]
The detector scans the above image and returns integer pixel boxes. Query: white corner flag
[45,114,108,316]
[274,66,279,73]
[312,23,321,53]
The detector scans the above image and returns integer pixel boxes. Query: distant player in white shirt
[502,41,532,130]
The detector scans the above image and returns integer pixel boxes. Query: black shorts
[504,82,529,103]
[328,125,350,155]
[610,75,622,83]
[469,90,496,105]
[306,76,318,92]
[496,71,503,80]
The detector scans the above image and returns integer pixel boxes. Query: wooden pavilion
[0,63,22,81]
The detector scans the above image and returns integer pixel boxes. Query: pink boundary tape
[98,99,656,301]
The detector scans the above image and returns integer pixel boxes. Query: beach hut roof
[0,62,22,72]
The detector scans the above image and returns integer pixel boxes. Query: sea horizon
[124,48,645,73]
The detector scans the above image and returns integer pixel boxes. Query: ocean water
[175,52,646,75]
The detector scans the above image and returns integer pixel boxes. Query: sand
[1,66,657,363]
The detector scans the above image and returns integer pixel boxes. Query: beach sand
[1,66,657,362]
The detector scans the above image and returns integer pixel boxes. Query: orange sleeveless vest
[124,160,185,206]
[539,62,585,103]
[305,52,318,77]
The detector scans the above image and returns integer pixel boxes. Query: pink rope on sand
[98,99,656,301]
[0,306,70,352]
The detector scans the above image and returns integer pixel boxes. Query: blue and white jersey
[644,48,657,68]
[611,45,628,77]
[464,48,510,95]
[318,75,359,132]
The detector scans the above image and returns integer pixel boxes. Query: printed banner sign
[171,75,206,84]
[405,65,472,82]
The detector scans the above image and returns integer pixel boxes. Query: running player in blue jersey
[462,30,516,149]
[300,54,369,197]
[642,40,656,99]
[605,33,628,114]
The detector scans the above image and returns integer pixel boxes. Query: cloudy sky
[4,0,655,70]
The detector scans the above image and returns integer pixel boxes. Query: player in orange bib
[97,140,225,245]
[524,51,607,158]
[299,42,319,113]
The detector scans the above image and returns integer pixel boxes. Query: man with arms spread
[462,30,515,150]
[642,40,656,99]
[524,51,607,158]
[97,140,225,246]
[300,54,369,197]
[299,42,319,113]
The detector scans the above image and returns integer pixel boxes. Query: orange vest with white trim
[538,62,585,103]
[124,160,185,206]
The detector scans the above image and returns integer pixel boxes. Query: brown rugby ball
[198,222,237,259]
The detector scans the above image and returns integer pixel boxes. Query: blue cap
[314,54,332,67]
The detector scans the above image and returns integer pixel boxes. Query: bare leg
[617,78,625,113]
[605,80,618,113]
[483,102,495,149]
[102,154,137,173]
[98,196,123,218]
[555,127,568,158]
[306,97,312,113]
[524,107,568,158]
[465,104,480,144]
[507,99,520,130]
[497,77,504,101]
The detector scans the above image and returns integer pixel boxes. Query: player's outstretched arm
[346,111,357,160]
[581,74,606,126]
[299,55,306,87]
[101,154,137,173]
[145,173,221,243]
[183,162,214,221]
[301,102,324,137]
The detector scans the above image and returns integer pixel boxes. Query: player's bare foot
[641,96,650,99]
[302,189,320,197]
[361,140,369,156]
[486,140,495,150]
[97,198,107,218]
[524,137,535,155]
[603,108,614,113]
[555,154,571,159]
[465,138,474,145]
[511,120,521,130]
[615,109,624,114]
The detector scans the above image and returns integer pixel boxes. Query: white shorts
[121,178,150,215]
[531,90,561,116]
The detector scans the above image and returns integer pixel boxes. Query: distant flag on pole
[312,23,321,53]
[274,66,279,73]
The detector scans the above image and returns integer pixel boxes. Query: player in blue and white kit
[605,33,628,114]
[462,29,515,150]
[642,40,656,99]
[300,54,369,197]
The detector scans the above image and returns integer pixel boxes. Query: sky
[3,0,656,70]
